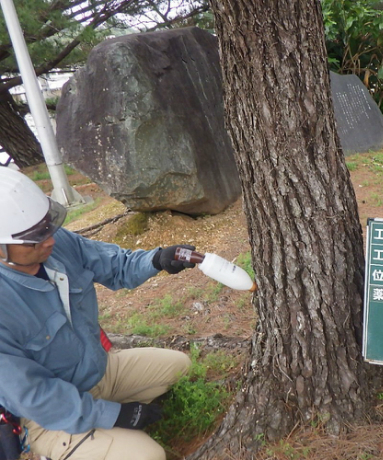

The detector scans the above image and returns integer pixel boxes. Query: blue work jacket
[0,227,160,434]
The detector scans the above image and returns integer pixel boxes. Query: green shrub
[151,345,231,448]
[155,376,228,444]
[321,0,383,112]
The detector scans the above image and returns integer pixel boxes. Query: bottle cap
[249,281,257,292]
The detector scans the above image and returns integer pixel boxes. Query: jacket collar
[0,256,66,291]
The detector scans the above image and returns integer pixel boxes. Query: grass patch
[236,251,255,278]
[27,164,76,181]
[186,281,224,304]
[346,161,358,171]
[206,282,224,301]
[369,192,383,207]
[45,96,60,108]
[201,349,240,378]
[369,156,383,175]
[182,323,197,335]
[148,294,186,320]
[98,310,132,334]
[29,169,51,181]
[23,163,91,194]
[150,345,232,452]
[122,294,186,337]
[64,198,102,225]
[264,440,311,459]
[99,293,187,337]
[126,315,170,337]
[187,286,205,299]
[237,292,252,311]
[346,149,383,176]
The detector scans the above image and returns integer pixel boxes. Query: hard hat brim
[11,198,67,244]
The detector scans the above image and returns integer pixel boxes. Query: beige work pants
[22,348,191,460]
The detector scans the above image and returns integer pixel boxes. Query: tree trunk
[0,89,44,168]
[188,1,377,458]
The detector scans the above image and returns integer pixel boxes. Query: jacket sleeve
[0,330,121,434]
[54,228,160,290]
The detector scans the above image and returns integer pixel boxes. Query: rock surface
[56,27,241,215]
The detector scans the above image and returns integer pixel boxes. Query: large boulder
[56,27,241,215]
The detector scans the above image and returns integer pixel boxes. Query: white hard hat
[0,167,67,245]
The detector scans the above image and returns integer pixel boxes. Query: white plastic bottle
[175,248,257,291]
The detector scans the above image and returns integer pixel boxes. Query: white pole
[0,0,84,207]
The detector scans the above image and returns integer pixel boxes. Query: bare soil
[22,151,383,459]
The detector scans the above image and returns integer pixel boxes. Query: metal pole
[0,0,84,207]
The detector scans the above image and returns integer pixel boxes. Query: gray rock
[192,302,205,311]
[56,27,241,215]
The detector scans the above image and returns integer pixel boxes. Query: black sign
[330,72,383,155]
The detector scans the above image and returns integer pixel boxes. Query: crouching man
[0,168,194,460]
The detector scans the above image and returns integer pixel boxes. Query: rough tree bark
[0,88,43,167]
[188,1,377,459]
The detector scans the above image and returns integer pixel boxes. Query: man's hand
[114,402,162,430]
[152,245,196,274]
